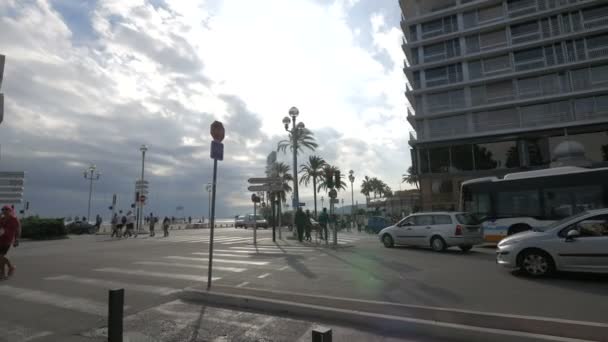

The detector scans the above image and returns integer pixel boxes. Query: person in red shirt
[0,205,20,279]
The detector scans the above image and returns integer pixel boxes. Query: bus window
[463,191,490,216]
[544,186,603,219]
[496,190,541,218]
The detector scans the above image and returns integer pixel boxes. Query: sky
[0,0,411,219]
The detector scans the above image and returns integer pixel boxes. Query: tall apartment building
[401,0,608,210]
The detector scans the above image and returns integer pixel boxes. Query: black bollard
[312,327,332,342]
[108,289,124,342]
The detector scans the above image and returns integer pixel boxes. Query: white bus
[459,166,608,243]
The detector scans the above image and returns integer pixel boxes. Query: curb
[179,287,606,342]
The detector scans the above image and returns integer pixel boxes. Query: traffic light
[334,170,340,188]
[325,169,334,189]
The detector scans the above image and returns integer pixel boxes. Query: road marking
[94,268,221,282]
[214,249,308,254]
[191,252,250,258]
[0,285,112,316]
[237,245,313,249]
[229,246,314,251]
[0,319,53,341]
[45,275,180,295]
[236,282,249,288]
[257,273,271,279]
[134,261,246,272]
[278,266,289,271]
[166,256,269,265]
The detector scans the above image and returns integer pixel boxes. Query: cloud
[0,0,411,219]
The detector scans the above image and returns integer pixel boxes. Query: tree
[360,176,372,199]
[299,155,327,218]
[317,165,347,193]
[277,128,318,155]
[269,162,293,223]
[402,166,419,190]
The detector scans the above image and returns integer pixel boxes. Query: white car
[378,212,483,252]
[497,209,608,277]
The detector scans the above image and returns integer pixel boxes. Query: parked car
[66,220,96,235]
[497,209,608,277]
[236,214,268,229]
[378,212,483,252]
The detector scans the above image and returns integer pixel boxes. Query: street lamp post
[137,145,148,232]
[321,196,324,209]
[348,170,355,230]
[83,164,101,222]
[282,106,304,212]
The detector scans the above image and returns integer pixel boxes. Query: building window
[428,115,468,138]
[574,95,608,121]
[421,15,457,39]
[473,107,520,132]
[582,4,608,30]
[451,145,474,171]
[471,80,515,106]
[514,47,545,71]
[549,131,608,163]
[587,33,608,59]
[473,141,518,170]
[517,73,564,99]
[423,39,460,63]
[525,138,550,167]
[419,148,430,174]
[425,63,463,88]
[508,0,537,18]
[520,101,571,127]
[409,25,418,42]
[511,20,540,45]
[480,29,508,51]
[483,54,511,75]
[426,89,465,113]
[463,4,504,29]
[412,71,421,89]
[429,147,450,173]
[431,180,453,194]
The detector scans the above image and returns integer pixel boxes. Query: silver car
[378,212,483,252]
[497,209,608,277]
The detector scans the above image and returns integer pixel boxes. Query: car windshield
[455,213,481,225]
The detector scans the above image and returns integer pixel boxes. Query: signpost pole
[207,158,218,290]
[253,200,257,245]
[271,193,276,242]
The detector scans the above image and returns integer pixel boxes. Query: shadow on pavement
[511,270,608,295]
[285,254,317,279]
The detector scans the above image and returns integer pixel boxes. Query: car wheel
[430,236,447,252]
[459,245,473,252]
[519,249,554,277]
[382,234,394,248]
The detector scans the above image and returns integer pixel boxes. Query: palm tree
[370,177,384,198]
[317,165,347,193]
[277,128,318,155]
[402,166,419,190]
[299,155,326,218]
[360,176,372,200]
[270,162,293,225]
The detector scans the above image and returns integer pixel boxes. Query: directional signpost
[0,171,25,205]
[207,121,225,290]
[0,54,4,125]
[248,177,282,242]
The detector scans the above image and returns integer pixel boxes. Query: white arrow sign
[0,199,22,204]
[248,177,282,184]
[0,193,22,198]
[248,184,283,192]
[0,179,24,186]
[0,187,23,192]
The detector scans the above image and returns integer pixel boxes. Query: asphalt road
[1,227,607,341]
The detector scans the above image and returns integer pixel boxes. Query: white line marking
[236,282,249,288]
[134,261,246,272]
[238,245,313,249]
[23,331,54,341]
[94,268,221,282]
[278,266,289,271]
[215,249,308,254]
[192,252,250,258]
[229,246,314,251]
[257,273,271,279]
[0,285,112,316]
[166,256,269,265]
[45,275,180,295]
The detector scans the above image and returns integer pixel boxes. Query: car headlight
[498,239,519,247]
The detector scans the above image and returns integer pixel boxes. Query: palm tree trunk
[313,177,318,218]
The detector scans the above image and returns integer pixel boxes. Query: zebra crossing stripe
[191,252,250,258]
[0,319,53,342]
[0,285,114,316]
[94,268,221,282]
[134,261,246,272]
[229,246,314,252]
[165,256,269,265]
[44,275,180,295]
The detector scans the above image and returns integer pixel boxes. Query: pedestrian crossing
[0,233,370,340]
[130,235,272,245]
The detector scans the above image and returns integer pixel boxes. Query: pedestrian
[0,205,20,280]
[110,213,119,237]
[188,216,192,224]
[294,207,307,242]
[318,208,329,241]
[162,216,170,237]
[304,210,312,242]
[149,213,156,237]
[94,214,102,233]
[123,211,135,237]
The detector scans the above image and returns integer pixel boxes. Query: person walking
[94,214,102,233]
[162,216,170,237]
[123,211,135,237]
[149,213,157,237]
[0,206,20,279]
[294,207,307,242]
[304,210,312,242]
[318,208,329,241]
[110,213,119,237]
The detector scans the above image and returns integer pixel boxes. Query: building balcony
[409,130,418,146]
[405,83,415,104]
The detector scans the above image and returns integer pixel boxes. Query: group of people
[294,207,331,242]
[110,211,171,238]
[0,205,20,280]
